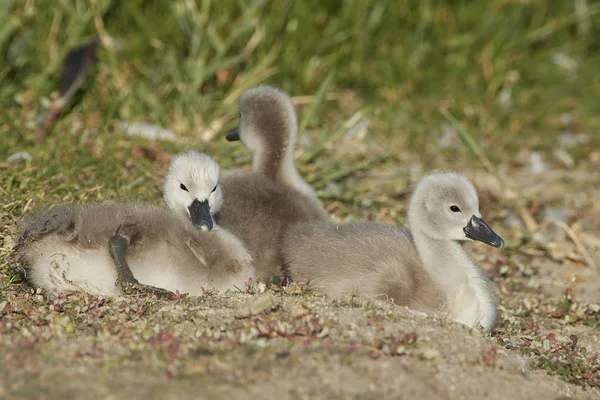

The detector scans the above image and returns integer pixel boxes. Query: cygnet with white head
[164,151,223,231]
[14,151,254,298]
[284,172,503,332]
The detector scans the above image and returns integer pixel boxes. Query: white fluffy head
[408,172,501,245]
[164,151,223,227]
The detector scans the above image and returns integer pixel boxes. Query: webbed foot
[109,235,173,299]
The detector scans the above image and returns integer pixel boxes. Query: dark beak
[226,127,240,141]
[463,216,504,249]
[188,199,213,231]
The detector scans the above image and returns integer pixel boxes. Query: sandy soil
[1,162,599,400]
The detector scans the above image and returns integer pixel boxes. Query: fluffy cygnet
[214,86,329,283]
[13,152,254,297]
[284,172,504,332]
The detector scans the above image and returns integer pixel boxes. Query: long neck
[252,136,320,201]
[412,231,497,331]
[252,145,284,180]
[412,233,472,298]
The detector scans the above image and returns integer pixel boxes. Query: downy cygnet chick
[164,151,223,231]
[226,86,323,208]
[215,87,329,283]
[14,152,254,297]
[283,172,504,332]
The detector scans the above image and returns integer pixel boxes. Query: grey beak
[226,127,240,141]
[188,199,213,231]
[463,216,504,249]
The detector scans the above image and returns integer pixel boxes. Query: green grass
[1,0,600,394]
[2,1,600,157]
[1,0,598,218]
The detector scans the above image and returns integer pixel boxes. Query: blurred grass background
[2,2,600,390]
[0,0,599,215]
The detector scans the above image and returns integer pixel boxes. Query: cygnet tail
[21,235,120,297]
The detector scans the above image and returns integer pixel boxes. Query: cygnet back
[283,222,444,310]
[217,171,327,283]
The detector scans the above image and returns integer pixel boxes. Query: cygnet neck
[410,227,497,331]
[252,140,287,181]
[252,135,318,200]
[411,232,473,298]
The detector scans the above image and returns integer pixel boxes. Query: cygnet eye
[211,185,218,193]
[180,183,189,192]
[450,205,461,213]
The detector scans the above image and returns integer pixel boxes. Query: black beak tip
[189,199,214,231]
[226,128,240,141]
[494,237,505,249]
[464,216,505,250]
[198,221,211,231]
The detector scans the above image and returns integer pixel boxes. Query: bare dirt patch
[1,155,599,400]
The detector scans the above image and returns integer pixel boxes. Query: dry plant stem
[93,15,126,91]
[551,220,598,271]
[35,106,61,144]
[242,29,264,59]
[441,108,538,232]
[577,231,600,250]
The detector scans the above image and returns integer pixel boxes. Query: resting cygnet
[215,87,328,283]
[283,172,504,332]
[13,152,254,297]
[216,172,327,283]
[226,86,323,207]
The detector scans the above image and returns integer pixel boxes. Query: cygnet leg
[109,236,138,286]
[108,226,173,298]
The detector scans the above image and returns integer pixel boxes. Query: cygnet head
[164,151,223,231]
[225,86,297,154]
[407,172,504,248]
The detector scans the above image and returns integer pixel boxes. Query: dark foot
[109,235,138,283]
[118,279,174,298]
[109,235,173,298]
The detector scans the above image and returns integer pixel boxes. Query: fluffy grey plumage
[229,86,324,209]
[216,171,327,283]
[283,172,504,332]
[13,152,254,297]
[14,203,253,297]
[284,222,444,310]
[216,86,329,283]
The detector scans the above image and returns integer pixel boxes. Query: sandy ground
[0,288,597,400]
[1,160,599,400]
